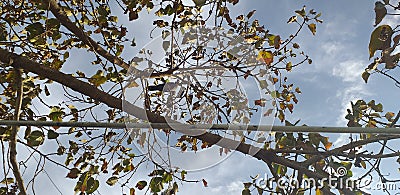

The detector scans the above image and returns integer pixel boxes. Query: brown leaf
[202,179,208,187]
[129,11,139,21]
[66,168,80,179]
[255,99,266,107]
[274,35,281,49]
[374,1,387,26]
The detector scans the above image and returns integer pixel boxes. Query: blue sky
[8,1,400,195]
[164,1,400,194]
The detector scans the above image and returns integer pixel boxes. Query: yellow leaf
[126,80,139,88]
[316,188,323,195]
[308,23,317,35]
[361,160,366,169]
[130,188,135,195]
[257,50,274,65]
[369,25,393,59]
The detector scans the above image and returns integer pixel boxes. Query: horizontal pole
[0,120,399,134]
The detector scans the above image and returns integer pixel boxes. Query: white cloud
[335,83,370,124]
[332,60,365,83]
[321,41,345,55]
[210,180,243,193]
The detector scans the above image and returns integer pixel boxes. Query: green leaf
[164,4,175,15]
[258,80,268,89]
[242,188,251,195]
[295,6,306,17]
[149,177,163,193]
[372,103,383,112]
[0,187,7,195]
[27,130,45,146]
[47,129,59,139]
[374,1,387,26]
[106,176,118,186]
[369,25,393,59]
[180,170,187,180]
[26,22,44,41]
[362,71,370,83]
[89,70,107,87]
[86,177,99,194]
[271,91,280,98]
[308,23,317,35]
[193,0,206,7]
[45,18,60,30]
[162,41,170,51]
[286,62,292,71]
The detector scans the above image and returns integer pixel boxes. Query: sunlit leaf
[257,50,273,65]
[287,16,297,23]
[130,188,135,195]
[316,188,323,195]
[385,112,395,120]
[0,178,14,184]
[308,23,317,35]
[369,25,393,59]
[106,176,118,186]
[89,70,107,87]
[286,62,292,71]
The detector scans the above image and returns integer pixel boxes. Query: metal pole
[0,120,399,134]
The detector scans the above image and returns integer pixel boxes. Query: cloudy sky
[10,1,400,195]
[167,1,400,194]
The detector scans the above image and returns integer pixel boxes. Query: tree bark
[9,68,27,195]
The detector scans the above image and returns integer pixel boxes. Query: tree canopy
[1,0,400,195]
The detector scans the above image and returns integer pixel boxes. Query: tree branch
[41,0,130,70]
[9,68,27,195]
[302,135,400,166]
[0,48,359,194]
